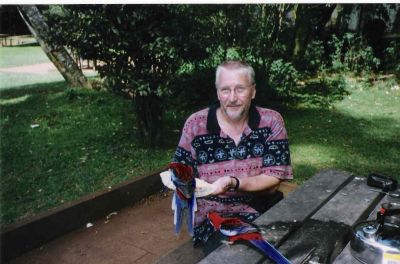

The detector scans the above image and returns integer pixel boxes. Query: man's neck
[217,108,249,144]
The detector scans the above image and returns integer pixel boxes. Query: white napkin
[160,170,216,197]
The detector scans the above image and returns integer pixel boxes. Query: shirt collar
[206,101,260,134]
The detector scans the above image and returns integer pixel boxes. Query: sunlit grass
[285,74,400,183]
[0,94,31,105]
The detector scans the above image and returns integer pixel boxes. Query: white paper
[160,170,216,197]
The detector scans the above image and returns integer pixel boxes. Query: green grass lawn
[285,76,400,183]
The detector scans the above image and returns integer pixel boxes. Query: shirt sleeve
[261,111,293,180]
[172,115,198,175]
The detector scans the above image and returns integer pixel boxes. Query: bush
[329,33,380,74]
[384,40,400,72]
[328,35,345,72]
[169,66,216,113]
[298,74,348,107]
[45,5,211,146]
[267,59,300,101]
[302,40,327,74]
[343,33,380,74]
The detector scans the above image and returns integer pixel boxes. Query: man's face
[216,68,256,122]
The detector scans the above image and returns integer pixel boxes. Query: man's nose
[228,90,238,102]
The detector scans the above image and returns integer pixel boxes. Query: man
[172,60,293,245]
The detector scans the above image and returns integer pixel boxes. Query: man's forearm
[234,174,281,193]
[211,174,281,195]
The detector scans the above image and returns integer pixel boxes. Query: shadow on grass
[0,81,68,99]
[11,42,40,48]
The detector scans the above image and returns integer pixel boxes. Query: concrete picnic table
[159,169,394,263]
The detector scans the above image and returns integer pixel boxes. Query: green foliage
[329,33,380,74]
[384,40,400,72]
[40,4,397,142]
[267,59,300,101]
[303,40,327,74]
[329,35,346,72]
[46,5,209,95]
[44,5,212,145]
[171,66,216,113]
[266,57,348,107]
[298,74,348,107]
[343,33,380,73]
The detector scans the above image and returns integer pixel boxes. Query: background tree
[18,5,91,89]
[46,5,210,146]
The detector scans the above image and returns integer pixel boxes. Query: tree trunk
[134,95,164,147]
[18,5,91,89]
[292,5,310,61]
[325,4,344,31]
[257,5,284,101]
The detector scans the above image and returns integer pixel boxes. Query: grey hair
[215,60,255,88]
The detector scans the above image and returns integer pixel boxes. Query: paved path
[0,61,97,90]
[9,192,190,264]
[0,62,96,76]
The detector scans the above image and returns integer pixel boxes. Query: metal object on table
[369,188,400,198]
[350,202,400,264]
[367,173,398,192]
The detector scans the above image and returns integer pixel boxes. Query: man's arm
[211,174,281,195]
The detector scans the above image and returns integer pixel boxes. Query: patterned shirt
[172,102,293,244]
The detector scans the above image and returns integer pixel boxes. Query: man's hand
[210,176,233,195]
